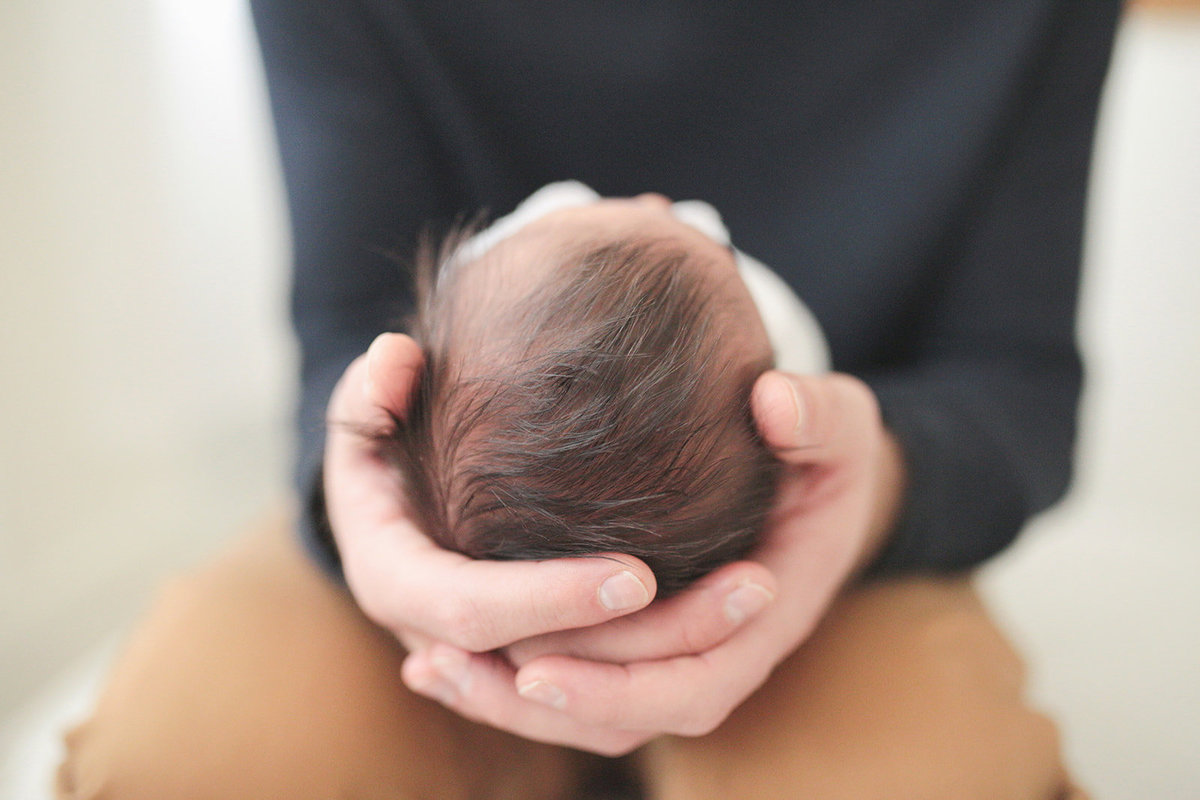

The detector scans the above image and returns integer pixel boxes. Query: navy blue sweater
[250,0,1120,579]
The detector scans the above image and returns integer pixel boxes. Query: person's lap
[641,579,1076,799]
[56,514,1083,799]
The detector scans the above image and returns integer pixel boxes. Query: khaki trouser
[57,515,1086,799]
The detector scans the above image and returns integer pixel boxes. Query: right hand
[397,370,897,755]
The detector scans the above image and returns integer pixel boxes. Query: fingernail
[364,336,385,400]
[598,570,650,612]
[431,648,472,694]
[723,581,775,626]
[783,376,805,434]
[518,680,567,710]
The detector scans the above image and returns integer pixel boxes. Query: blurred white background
[1,1,1197,797]
[0,0,292,774]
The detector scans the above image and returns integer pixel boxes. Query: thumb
[365,332,424,422]
[325,333,423,470]
[750,371,881,466]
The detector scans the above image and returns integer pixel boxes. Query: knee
[49,537,425,799]
[912,606,1027,699]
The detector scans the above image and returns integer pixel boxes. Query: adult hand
[324,333,663,655]
[401,370,906,755]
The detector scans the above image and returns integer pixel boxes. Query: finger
[396,628,434,655]
[364,332,424,421]
[513,631,776,737]
[751,371,881,466]
[324,336,425,534]
[324,354,411,534]
[343,522,657,652]
[326,333,423,438]
[505,560,776,667]
[402,644,650,757]
[324,339,658,652]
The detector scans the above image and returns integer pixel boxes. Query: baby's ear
[365,333,425,421]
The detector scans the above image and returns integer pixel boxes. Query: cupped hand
[324,333,660,655]
[401,370,906,755]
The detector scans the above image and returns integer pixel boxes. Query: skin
[478,194,771,348]
[325,195,906,755]
[447,194,773,375]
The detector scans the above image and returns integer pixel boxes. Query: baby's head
[379,195,777,596]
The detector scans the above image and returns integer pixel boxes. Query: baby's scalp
[380,198,780,596]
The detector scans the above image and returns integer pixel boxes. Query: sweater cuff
[864,382,1027,577]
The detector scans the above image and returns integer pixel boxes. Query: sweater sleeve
[862,0,1120,573]
[250,0,455,577]
[251,0,1120,581]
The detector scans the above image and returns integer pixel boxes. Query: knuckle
[434,598,492,652]
[675,618,711,656]
[526,584,575,632]
[673,582,736,655]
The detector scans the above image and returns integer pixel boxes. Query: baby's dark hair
[375,230,778,597]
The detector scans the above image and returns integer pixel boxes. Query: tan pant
[57,516,1086,799]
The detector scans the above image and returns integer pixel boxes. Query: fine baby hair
[374,217,780,597]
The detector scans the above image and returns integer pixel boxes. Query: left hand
[400,371,906,756]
